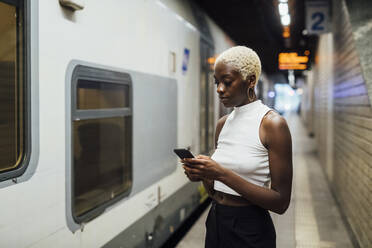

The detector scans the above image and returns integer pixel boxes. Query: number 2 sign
[306,1,329,34]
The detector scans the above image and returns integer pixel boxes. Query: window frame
[1,0,20,6]
[199,40,215,155]
[0,0,34,183]
[69,64,133,225]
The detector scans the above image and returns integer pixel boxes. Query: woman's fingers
[184,158,209,167]
[182,163,203,171]
[196,154,210,159]
[185,164,205,170]
[184,157,203,163]
[183,157,223,181]
[183,165,202,175]
[184,169,202,182]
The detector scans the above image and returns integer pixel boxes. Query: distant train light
[268,91,276,98]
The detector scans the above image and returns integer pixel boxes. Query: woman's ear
[249,75,256,87]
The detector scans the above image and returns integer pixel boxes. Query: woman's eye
[214,80,232,86]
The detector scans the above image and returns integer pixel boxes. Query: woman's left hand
[182,155,226,181]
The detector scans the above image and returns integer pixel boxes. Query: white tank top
[211,100,272,196]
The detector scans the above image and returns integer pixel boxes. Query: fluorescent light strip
[279,3,288,16]
[281,14,291,26]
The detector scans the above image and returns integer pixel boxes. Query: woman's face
[214,62,251,107]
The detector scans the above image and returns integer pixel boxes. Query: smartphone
[173,148,195,159]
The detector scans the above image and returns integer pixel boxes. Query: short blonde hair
[215,46,261,85]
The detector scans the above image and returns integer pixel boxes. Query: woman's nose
[217,83,225,94]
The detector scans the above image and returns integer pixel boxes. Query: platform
[176,113,355,248]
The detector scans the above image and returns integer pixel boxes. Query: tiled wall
[312,33,334,181]
[345,0,372,106]
[308,1,372,247]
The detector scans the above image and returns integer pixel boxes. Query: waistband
[212,200,268,217]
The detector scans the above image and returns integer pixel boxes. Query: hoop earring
[248,87,255,102]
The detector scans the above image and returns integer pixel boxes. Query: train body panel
[0,0,233,247]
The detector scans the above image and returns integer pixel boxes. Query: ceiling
[193,0,319,77]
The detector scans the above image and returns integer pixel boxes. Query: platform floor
[176,113,354,248]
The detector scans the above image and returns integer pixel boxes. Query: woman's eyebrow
[221,74,232,79]
[215,73,233,80]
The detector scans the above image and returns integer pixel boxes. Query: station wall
[306,0,372,247]
[345,0,372,107]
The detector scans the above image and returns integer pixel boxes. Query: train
[0,0,270,247]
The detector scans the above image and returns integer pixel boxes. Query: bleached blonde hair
[215,46,261,85]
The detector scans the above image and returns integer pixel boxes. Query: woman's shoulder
[216,114,229,130]
[261,111,291,144]
[262,111,287,129]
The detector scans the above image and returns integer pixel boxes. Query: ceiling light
[281,14,291,26]
[279,0,288,2]
[282,26,290,37]
[278,3,288,15]
[282,30,290,38]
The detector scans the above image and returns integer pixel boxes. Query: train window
[0,0,28,178]
[71,66,132,223]
[77,80,129,109]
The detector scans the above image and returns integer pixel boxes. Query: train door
[0,0,32,183]
[200,41,215,155]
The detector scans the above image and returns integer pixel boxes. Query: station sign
[306,1,329,34]
[278,52,309,70]
[182,48,190,74]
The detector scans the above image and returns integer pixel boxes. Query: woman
[182,46,292,248]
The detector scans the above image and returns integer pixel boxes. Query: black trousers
[205,201,276,248]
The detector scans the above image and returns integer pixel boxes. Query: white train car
[0,0,234,247]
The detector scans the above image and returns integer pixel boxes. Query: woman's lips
[219,97,229,103]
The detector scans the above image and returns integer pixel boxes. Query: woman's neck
[236,96,257,107]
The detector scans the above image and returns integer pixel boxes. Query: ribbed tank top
[211,100,272,196]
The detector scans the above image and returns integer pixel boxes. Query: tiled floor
[176,113,354,248]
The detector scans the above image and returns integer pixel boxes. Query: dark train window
[77,80,129,109]
[0,0,28,179]
[71,66,132,223]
